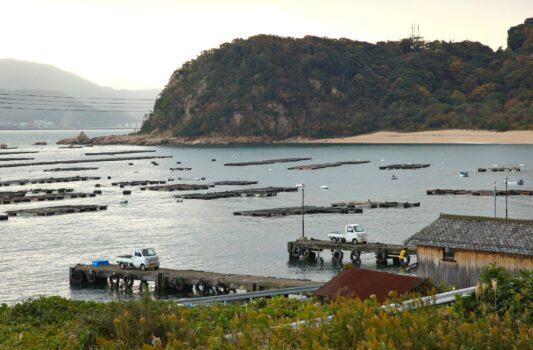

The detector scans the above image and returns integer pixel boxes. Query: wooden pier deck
[69,264,321,295]
[288,238,416,266]
[6,204,108,217]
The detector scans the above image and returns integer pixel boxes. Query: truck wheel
[140,264,146,271]
[352,238,358,245]
[119,262,125,270]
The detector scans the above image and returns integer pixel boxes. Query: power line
[0,106,148,113]
[0,92,155,101]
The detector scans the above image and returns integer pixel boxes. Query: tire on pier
[376,251,388,266]
[86,270,97,283]
[109,273,120,288]
[350,250,361,264]
[302,249,317,262]
[194,281,208,296]
[332,249,343,263]
[69,269,83,285]
[173,278,185,291]
[123,274,134,289]
[215,283,229,295]
[290,247,302,259]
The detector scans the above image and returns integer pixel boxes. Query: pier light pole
[505,176,508,219]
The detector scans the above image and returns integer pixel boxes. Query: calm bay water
[1,130,532,304]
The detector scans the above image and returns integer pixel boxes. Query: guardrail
[176,285,323,305]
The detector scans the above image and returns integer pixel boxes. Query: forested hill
[141,18,533,140]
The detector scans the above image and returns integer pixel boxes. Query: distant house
[314,268,427,303]
[405,214,533,288]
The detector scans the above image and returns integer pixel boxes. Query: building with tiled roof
[405,214,533,287]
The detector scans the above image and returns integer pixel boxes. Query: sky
[1,0,531,90]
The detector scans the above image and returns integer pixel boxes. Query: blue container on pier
[91,259,110,267]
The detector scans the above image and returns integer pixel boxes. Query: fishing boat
[391,175,398,180]
[459,171,469,177]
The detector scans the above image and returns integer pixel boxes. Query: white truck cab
[328,224,367,244]
[117,248,160,270]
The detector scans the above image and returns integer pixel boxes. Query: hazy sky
[1,0,531,90]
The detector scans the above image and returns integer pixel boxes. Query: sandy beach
[306,130,533,144]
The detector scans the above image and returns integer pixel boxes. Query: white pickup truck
[116,248,160,271]
[328,224,367,244]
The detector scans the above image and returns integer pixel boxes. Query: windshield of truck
[142,248,156,256]
[355,225,365,232]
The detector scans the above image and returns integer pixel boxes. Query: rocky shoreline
[56,129,533,146]
[56,131,306,146]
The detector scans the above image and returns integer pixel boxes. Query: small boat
[320,185,329,190]
[459,171,469,177]
[120,199,128,205]
[176,197,183,203]
[517,179,524,186]
[391,175,398,180]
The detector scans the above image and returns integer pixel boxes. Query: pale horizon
[1,0,531,90]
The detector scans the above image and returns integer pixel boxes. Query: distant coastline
[56,129,533,146]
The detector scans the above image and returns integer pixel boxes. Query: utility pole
[494,182,497,218]
[505,176,508,219]
[301,187,305,238]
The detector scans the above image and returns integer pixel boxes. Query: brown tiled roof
[314,268,423,303]
[405,214,533,256]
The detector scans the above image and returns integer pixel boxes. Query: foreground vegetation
[142,18,533,140]
[1,265,532,349]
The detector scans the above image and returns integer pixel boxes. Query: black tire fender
[86,270,96,283]
[123,274,134,288]
[350,250,361,264]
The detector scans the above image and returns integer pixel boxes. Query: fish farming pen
[379,164,430,170]
[0,155,172,168]
[0,192,99,205]
[69,264,321,295]
[176,187,297,200]
[427,189,533,196]
[0,151,39,155]
[224,157,312,166]
[0,176,101,187]
[477,166,522,172]
[287,238,416,266]
[140,183,213,192]
[85,150,156,156]
[170,167,192,171]
[212,181,258,186]
[112,180,166,187]
[331,200,421,209]
[0,157,35,161]
[44,167,99,172]
[234,206,364,217]
[288,160,370,170]
[6,204,108,217]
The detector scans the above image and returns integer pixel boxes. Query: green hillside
[141,18,533,140]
